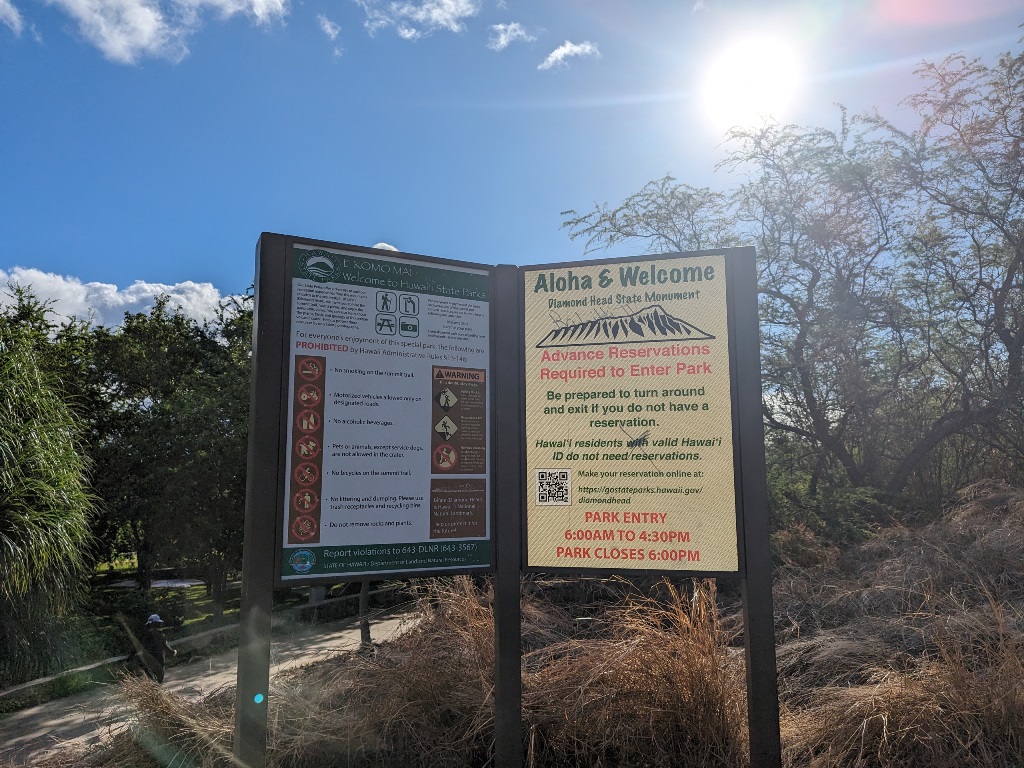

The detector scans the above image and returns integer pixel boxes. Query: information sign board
[523,252,740,572]
[279,243,492,580]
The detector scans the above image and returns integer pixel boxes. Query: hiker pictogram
[433,443,458,471]
[297,383,322,407]
[291,514,318,542]
[434,415,458,441]
[292,488,319,513]
[293,462,320,486]
[435,387,459,411]
[298,357,324,381]
[377,291,396,312]
[295,410,321,433]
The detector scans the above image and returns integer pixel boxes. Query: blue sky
[1,0,1021,325]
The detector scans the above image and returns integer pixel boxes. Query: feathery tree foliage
[563,40,1024,538]
[0,288,95,683]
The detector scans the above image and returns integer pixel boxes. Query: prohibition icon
[296,410,321,433]
[298,357,324,381]
[291,515,319,542]
[293,461,320,486]
[294,435,321,459]
[433,443,458,471]
[292,488,319,513]
[297,383,322,407]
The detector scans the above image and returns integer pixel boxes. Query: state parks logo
[296,249,343,283]
[288,548,316,574]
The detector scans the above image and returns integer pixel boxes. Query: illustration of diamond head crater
[536,304,715,348]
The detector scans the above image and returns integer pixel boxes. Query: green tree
[88,296,219,591]
[0,288,95,684]
[85,293,251,617]
[155,294,251,616]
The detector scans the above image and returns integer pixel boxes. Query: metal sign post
[234,234,288,768]
[731,251,782,767]
[493,264,524,768]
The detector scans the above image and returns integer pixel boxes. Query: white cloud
[46,0,186,63]
[181,0,286,25]
[354,0,480,39]
[0,0,24,35]
[487,21,532,51]
[44,0,287,64]
[372,242,398,251]
[538,39,599,70]
[0,267,227,327]
[317,12,339,40]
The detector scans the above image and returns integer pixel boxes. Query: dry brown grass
[782,625,1024,768]
[261,576,747,768]
[522,579,748,768]
[26,576,747,768]
[28,675,235,768]
[26,481,1024,768]
[777,481,1024,768]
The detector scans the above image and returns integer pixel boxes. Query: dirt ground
[0,608,416,766]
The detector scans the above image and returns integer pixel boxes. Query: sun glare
[699,35,804,131]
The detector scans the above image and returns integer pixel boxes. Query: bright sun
[699,35,804,131]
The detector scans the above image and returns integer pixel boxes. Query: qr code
[536,469,571,506]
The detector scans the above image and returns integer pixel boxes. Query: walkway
[0,607,416,766]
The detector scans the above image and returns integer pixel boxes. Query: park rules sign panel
[279,243,492,581]
[523,252,740,573]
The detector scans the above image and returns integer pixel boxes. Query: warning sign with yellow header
[523,253,739,572]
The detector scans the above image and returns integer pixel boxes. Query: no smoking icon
[298,357,324,381]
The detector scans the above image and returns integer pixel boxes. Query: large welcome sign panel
[522,252,741,573]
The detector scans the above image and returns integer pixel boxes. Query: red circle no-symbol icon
[293,462,320,486]
[298,357,324,381]
[292,488,319,513]
[433,443,458,471]
[294,435,321,460]
[297,383,322,407]
[295,410,320,433]
[291,515,319,542]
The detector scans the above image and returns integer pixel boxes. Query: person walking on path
[137,614,176,683]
